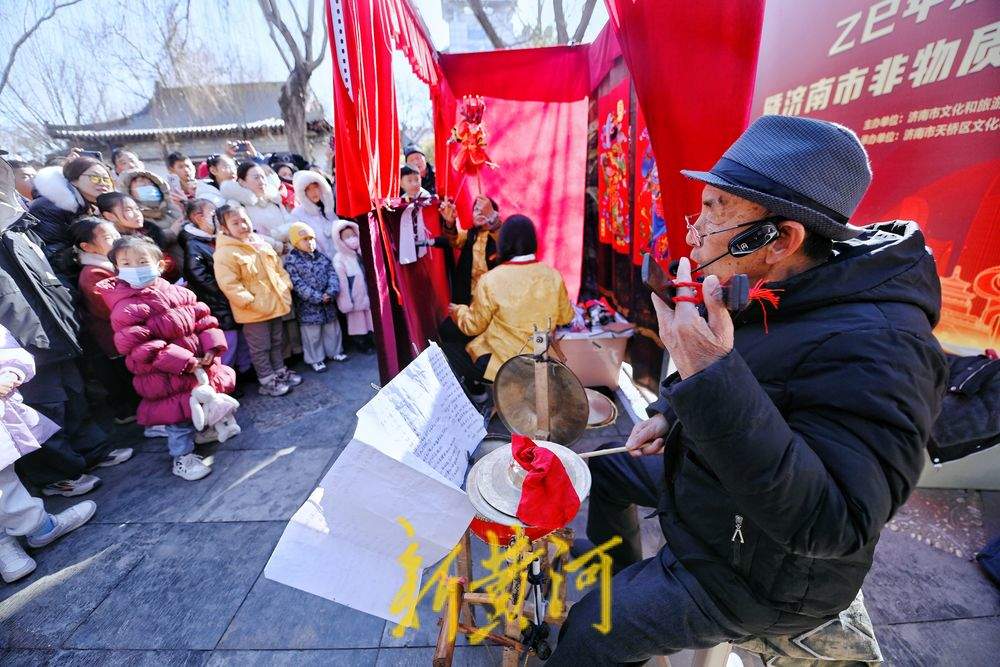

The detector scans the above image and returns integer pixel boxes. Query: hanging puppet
[447,95,496,197]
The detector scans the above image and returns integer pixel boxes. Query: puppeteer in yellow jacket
[214,228,293,324]
[452,256,575,381]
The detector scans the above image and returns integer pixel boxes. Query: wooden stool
[432,527,575,667]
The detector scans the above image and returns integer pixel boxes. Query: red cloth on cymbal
[511,434,580,530]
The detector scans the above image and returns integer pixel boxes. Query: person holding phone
[549,116,947,665]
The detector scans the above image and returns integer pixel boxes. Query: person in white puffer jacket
[289,170,339,258]
[221,162,288,253]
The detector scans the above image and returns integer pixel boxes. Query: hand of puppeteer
[625,413,669,457]
[439,199,457,224]
[651,257,734,380]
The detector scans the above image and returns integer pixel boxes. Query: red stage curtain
[329,0,401,218]
[435,48,590,301]
[604,0,766,260]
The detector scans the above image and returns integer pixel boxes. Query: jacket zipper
[954,359,996,392]
[731,514,745,567]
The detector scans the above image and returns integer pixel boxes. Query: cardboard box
[556,323,634,389]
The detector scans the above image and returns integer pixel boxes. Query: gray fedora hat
[681,115,872,240]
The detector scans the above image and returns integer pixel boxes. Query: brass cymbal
[492,354,589,447]
[585,389,618,429]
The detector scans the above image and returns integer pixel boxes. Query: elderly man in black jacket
[550,116,946,665]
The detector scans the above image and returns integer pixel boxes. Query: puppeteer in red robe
[381,192,449,352]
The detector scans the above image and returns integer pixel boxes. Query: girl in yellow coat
[213,203,301,397]
[447,215,574,396]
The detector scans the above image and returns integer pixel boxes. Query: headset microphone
[642,218,783,313]
[692,219,781,274]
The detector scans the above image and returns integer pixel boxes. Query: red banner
[752,0,1000,351]
[597,77,631,253]
[633,105,669,267]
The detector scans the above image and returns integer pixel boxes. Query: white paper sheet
[264,344,483,624]
[356,342,485,488]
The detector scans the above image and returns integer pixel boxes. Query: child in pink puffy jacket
[99,236,236,481]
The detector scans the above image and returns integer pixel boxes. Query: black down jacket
[177,225,237,330]
[648,220,947,635]
[0,212,82,366]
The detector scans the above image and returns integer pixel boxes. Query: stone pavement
[1,353,997,666]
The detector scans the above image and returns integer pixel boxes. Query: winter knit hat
[288,222,315,247]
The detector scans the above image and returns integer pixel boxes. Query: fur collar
[183,223,214,240]
[78,251,115,272]
[33,166,84,213]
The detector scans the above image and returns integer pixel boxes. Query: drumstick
[579,445,632,459]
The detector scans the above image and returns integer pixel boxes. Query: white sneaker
[25,501,97,549]
[311,362,327,373]
[94,448,134,468]
[144,425,169,438]
[331,353,348,362]
[41,474,101,497]
[0,535,36,583]
[173,453,212,481]
[258,377,290,397]
[276,368,303,387]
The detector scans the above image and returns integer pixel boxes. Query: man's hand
[447,303,461,322]
[624,413,669,457]
[322,294,332,303]
[651,257,734,379]
[439,198,457,224]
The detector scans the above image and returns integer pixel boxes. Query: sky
[0,0,609,157]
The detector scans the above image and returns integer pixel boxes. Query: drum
[466,441,591,543]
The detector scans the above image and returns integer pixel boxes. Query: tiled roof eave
[45,117,335,141]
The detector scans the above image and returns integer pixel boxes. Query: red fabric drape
[330,0,401,218]
[603,0,766,260]
[587,22,622,92]
[329,0,445,378]
[384,0,440,87]
[435,47,590,301]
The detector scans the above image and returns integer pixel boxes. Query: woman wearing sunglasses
[28,157,116,282]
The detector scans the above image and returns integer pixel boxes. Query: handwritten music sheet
[265,343,481,622]
[355,342,485,488]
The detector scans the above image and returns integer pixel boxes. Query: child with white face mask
[98,236,237,481]
[331,220,374,353]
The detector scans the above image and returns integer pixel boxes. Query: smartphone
[79,150,103,161]
[641,253,674,304]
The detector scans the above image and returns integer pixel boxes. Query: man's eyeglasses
[685,212,782,248]
[87,174,114,186]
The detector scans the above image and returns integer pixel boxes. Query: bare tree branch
[0,0,85,96]
[266,20,295,71]
[571,0,599,44]
[553,0,569,44]
[256,0,328,155]
[308,1,327,72]
[288,0,308,39]
[258,0,305,66]
[467,0,507,49]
